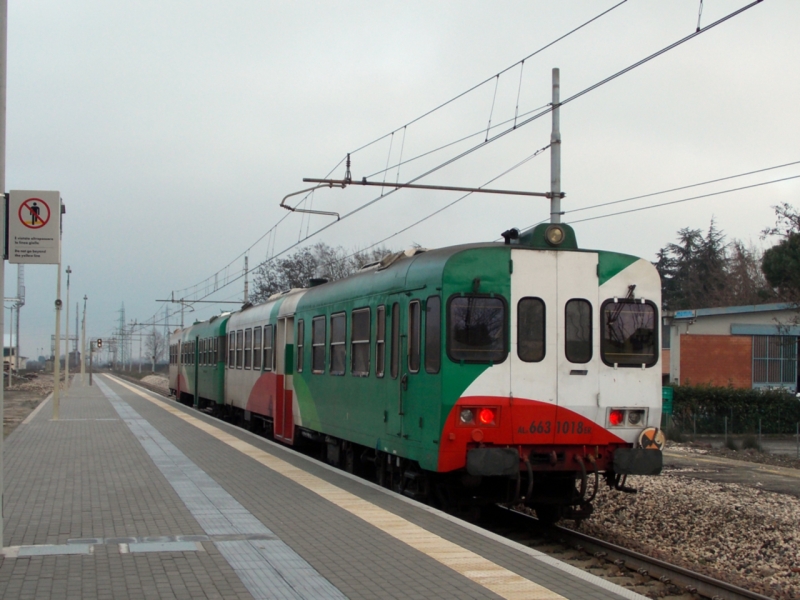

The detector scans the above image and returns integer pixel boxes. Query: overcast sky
[4,0,799,363]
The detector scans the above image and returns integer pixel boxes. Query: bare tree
[251,242,395,303]
[145,330,166,372]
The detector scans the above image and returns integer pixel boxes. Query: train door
[274,316,295,443]
[400,298,426,443]
[385,302,404,439]
[554,251,600,437]
[510,249,558,444]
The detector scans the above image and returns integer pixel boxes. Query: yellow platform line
[107,376,565,600]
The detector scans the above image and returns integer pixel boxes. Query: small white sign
[8,190,61,264]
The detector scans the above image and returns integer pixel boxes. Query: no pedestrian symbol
[18,197,51,229]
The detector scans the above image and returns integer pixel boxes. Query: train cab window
[518,297,546,362]
[600,300,658,367]
[425,296,441,374]
[390,303,400,379]
[228,332,235,368]
[409,301,421,373]
[351,308,370,377]
[244,329,252,369]
[253,326,262,370]
[312,317,326,373]
[447,295,507,363]
[376,306,386,378]
[236,330,243,368]
[565,299,592,364]
[296,320,304,373]
[264,324,275,371]
[330,313,346,375]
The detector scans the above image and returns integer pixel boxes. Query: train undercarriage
[172,392,659,524]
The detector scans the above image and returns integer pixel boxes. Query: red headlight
[478,408,496,425]
[609,409,625,426]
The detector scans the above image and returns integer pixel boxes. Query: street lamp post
[81,295,86,383]
[65,266,71,386]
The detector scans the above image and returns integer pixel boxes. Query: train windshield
[447,296,507,363]
[600,300,658,367]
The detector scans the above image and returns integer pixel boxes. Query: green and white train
[169,223,663,521]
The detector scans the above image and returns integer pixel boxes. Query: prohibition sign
[18,197,51,229]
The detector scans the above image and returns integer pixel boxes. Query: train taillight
[458,406,498,427]
[608,409,625,426]
[478,408,496,426]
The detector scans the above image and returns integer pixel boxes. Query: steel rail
[495,505,773,600]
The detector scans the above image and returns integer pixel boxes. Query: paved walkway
[0,375,648,600]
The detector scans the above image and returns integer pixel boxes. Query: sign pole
[53,261,62,420]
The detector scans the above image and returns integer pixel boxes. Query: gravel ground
[565,442,800,599]
[140,374,169,390]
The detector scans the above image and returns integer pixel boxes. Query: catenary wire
[167,0,760,311]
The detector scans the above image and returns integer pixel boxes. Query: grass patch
[741,434,763,452]
[724,437,740,451]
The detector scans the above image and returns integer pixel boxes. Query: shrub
[724,437,739,451]
[741,434,763,451]
[668,384,800,435]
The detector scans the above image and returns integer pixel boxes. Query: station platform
[0,374,648,600]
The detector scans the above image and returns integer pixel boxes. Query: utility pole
[1,0,8,550]
[550,68,562,224]
[244,255,249,303]
[81,295,86,382]
[65,265,71,385]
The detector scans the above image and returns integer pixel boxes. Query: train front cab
[438,225,663,519]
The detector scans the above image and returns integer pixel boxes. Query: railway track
[486,505,774,600]
[119,375,776,600]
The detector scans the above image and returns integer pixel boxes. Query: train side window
[244,329,252,369]
[409,301,421,373]
[351,308,370,377]
[253,326,262,370]
[236,330,243,368]
[375,306,385,378]
[296,319,304,373]
[518,297,546,362]
[312,316,326,373]
[330,313,346,376]
[228,333,235,368]
[264,324,274,371]
[447,295,507,363]
[425,296,441,374]
[390,303,400,379]
[600,299,658,367]
[565,299,592,364]
[217,336,222,365]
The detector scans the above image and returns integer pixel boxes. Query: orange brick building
[664,303,800,392]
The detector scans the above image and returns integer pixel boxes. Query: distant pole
[81,295,86,382]
[549,67,561,224]
[244,255,249,303]
[65,266,71,386]
[0,0,7,552]
[89,341,93,386]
